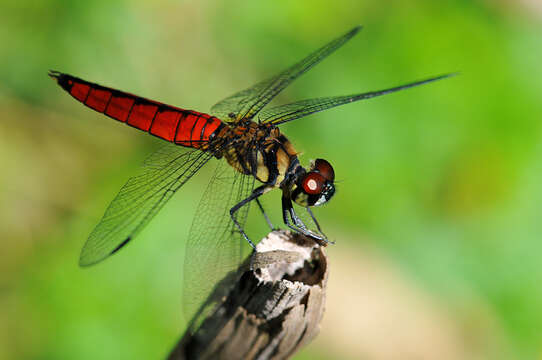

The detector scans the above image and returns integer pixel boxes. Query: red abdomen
[50,71,223,148]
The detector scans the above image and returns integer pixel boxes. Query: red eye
[314,159,334,181]
[302,172,325,195]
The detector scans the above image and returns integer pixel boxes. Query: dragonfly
[50,26,453,319]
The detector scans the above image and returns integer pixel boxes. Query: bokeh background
[2,0,542,359]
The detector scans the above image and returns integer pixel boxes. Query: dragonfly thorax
[220,121,299,187]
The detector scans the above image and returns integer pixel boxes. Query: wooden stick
[168,230,329,360]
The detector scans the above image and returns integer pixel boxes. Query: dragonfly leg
[256,198,275,230]
[306,207,334,245]
[282,194,328,243]
[230,185,270,249]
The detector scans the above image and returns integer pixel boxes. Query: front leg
[306,207,334,245]
[282,193,328,243]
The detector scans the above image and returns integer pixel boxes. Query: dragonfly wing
[182,158,255,331]
[210,26,362,122]
[79,143,213,266]
[259,73,457,125]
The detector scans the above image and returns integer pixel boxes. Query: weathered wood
[169,230,329,360]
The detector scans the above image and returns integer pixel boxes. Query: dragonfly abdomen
[49,71,223,149]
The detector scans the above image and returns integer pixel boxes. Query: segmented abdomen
[50,71,223,148]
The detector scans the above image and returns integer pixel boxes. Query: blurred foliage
[1,0,542,359]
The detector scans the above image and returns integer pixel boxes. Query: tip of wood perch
[169,230,329,360]
[252,230,327,286]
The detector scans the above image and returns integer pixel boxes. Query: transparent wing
[182,159,255,331]
[259,73,457,125]
[210,26,362,122]
[79,143,213,266]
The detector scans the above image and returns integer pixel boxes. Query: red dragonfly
[51,26,452,317]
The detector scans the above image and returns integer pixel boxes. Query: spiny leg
[281,193,327,242]
[255,198,275,230]
[230,185,270,249]
[306,207,334,245]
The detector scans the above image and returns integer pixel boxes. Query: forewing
[79,143,213,266]
[210,26,362,122]
[182,159,255,331]
[260,73,457,125]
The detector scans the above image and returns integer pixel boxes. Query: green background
[1,1,542,359]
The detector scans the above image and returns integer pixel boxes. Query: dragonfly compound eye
[294,172,336,207]
[302,173,325,195]
[312,159,335,181]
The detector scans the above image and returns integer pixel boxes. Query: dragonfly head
[292,159,335,207]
